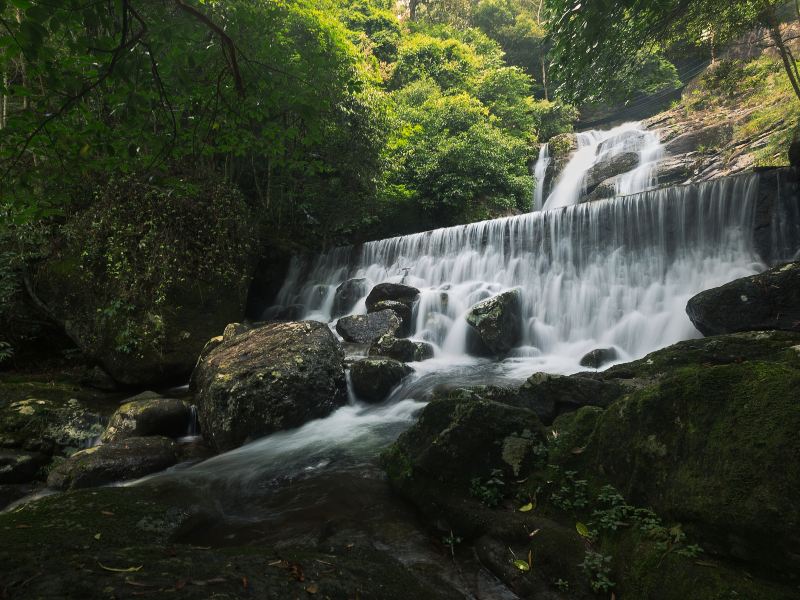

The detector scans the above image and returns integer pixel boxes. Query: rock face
[369,334,434,362]
[371,300,413,336]
[350,358,412,402]
[584,152,640,195]
[579,347,619,369]
[686,262,800,336]
[47,436,178,490]
[101,396,192,443]
[191,321,347,451]
[466,289,522,356]
[511,371,623,423]
[332,278,368,317]
[336,309,401,344]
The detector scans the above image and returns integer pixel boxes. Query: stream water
[142,123,786,597]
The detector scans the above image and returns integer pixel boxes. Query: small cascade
[535,122,663,211]
[273,172,780,375]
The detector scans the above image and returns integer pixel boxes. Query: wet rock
[365,283,420,314]
[510,372,623,423]
[223,322,250,341]
[336,309,401,344]
[584,152,640,195]
[584,177,619,202]
[369,334,434,362]
[191,321,347,451]
[371,300,413,336]
[350,358,412,402]
[81,366,118,392]
[466,289,522,356]
[47,436,178,490]
[0,396,106,452]
[0,483,38,511]
[101,397,192,443]
[655,155,695,186]
[332,278,368,317]
[597,129,647,155]
[579,347,620,369]
[262,303,304,322]
[664,122,733,155]
[0,448,48,484]
[686,262,800,336]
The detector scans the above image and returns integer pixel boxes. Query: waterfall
[535,122,663,212]
[273,173,770,375]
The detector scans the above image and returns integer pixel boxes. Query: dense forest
[1,2,799,598]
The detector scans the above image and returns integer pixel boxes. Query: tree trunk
[764,9,800,102]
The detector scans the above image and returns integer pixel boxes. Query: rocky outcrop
[663,122,733,155]
[540,133,578,200]
[101,396,192,443]
[47,436,178,490]
[336,309,401,344]
[579,347,619,369]
[371,300,414,336]
[584,152,639,195]
[350,358,412,402]
[687,262,800,335]
[466,289,522,356]
[333,278,368,317]
[510,371,623,423]
[191,321,347,451]
[369,334,434,362]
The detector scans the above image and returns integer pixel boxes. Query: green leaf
[576,522,591,538]
[98,562,143,573]
[518,502,534,513]
[512,559,530,572]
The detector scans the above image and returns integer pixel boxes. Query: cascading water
[276,173,767,376]
[534,122,663,211]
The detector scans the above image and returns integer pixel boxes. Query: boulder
[584,177,619,202]
[0,448,48,484]
[371,300,413,336]
[510,372,623,423]
[101,396,192,443]
[584,152,640,195]
[654,155,694,187]
[332,278,368,317]
[579,347,620,369]
[350,358,413,402]
[664,122,733,155]
[223,322,250,341]
[336,309,401,344]
[686,262,800,336]
[47,436,178,490]
[466,289,522,356]
[191,321,347,451]
[369,334,434,362]
[365,283,419,314]
[540,133,579,201]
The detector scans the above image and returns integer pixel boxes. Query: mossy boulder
[686,262,800,335]
[191,321,347,451]
[466,289,522,356]
[350,358,412,402]
[336,309,402,344]
[0,486,463,599]
[371,300,414,336]
[548,133,578,158]
[31,178,256,387]
[579,347,619,369]
[101,396,192,443]
[511,372,622,424]
[369,334,434,362]
[47,436,178,490]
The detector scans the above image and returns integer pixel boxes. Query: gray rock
[584,152,640,195]
[664,122,733,155]
[0,448,48,484]
[191,321,347,451]
[336,309,401,344]
[223,322,250,341]
[365,283,420,313]
[350,358,413,403]
[333,278,368,317]
[372,300,413,336]
[687,262,800,336]
[101,397,192,443]
[466,290,522,356]
[579,347,620,369]
[370,334,434,362]
[47,436,179,490]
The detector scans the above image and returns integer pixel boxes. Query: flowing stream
[142,123,788,595]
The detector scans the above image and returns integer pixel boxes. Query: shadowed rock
[336,309,401,344]
[350,358,413,402]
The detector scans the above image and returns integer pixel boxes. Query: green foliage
[391,33,481,91]
[580,550,615,593]
[549,468,589,512]
[470,468,506,507]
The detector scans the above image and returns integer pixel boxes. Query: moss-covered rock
[0,448,49,484]
[350,358,412,403]
[0,486,463,599]
[466,289,522,356]
[686,261,800,335]
[101,396,192,443]
[369,334,434,362]
[47,436,179,490]
[191,321,347,452]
